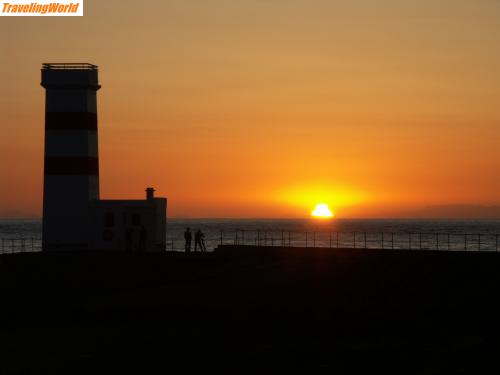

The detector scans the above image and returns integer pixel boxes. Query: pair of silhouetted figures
[184,227,206,253]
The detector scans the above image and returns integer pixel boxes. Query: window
[104,213,114,227]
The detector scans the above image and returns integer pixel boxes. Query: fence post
[381,233,384,249]
[305,232,308,248]
[265,232,267,246]
[391,233,394,250]
[448,234,450,251]
[465,234,467,251]
[32,238,34,252]
[329,232,332,248]
[353,232,356,249]
[478,234,481,251]
[235,231,238,245]
[220,231,223,246]
[496,234,498,252]
[436,233,438,251]
[282,231,284,247]
[409,233,411,250]
[242,230,245,246]
[289,232,291,247]
[364,232,367,249]
[313,232,316,248]
[419,233,422,250]
[336,232,339,248]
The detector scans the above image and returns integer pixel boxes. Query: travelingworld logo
[1,0,83,16]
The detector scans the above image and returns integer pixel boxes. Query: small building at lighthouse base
[89,188,167,252]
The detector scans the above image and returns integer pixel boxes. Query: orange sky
[1,0,500,218]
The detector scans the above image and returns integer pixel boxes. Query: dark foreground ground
[1,246,500,374]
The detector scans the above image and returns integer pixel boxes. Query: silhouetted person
[184,228,192,253]
[200,232,207,252]
[194,230,203,252]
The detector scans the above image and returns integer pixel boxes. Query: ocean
[1,218,500,252]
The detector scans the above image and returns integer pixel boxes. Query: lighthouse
[41,63,101,251]
[41,63,167,252]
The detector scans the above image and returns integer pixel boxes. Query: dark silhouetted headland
[1,246,500,373]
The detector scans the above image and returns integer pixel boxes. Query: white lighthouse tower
[41,63,101,251]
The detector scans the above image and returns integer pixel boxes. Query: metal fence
[167,231,500,252]
[0,238,42,254]
[2,232,499,254]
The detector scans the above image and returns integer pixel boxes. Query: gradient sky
[2,0,500,218]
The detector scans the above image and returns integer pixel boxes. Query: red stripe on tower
[44,156,99,176]
[45,112,97,131]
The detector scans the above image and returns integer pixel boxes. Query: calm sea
[1,218,500,252]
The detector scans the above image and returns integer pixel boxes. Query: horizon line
[1,217,500,221]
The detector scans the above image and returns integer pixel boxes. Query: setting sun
[311,203,334,218]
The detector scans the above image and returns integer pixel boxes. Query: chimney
[146,187,155,200]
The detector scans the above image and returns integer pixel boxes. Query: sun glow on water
[311,203,334,218]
